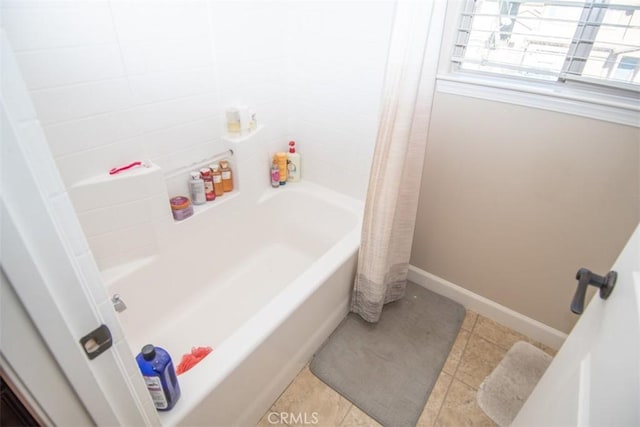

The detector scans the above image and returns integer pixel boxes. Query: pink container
[170,196,194,221]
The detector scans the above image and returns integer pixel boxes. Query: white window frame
[437,0,640,127]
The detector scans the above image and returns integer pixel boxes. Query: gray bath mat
[477,341,552,427]
[310,281,465,427]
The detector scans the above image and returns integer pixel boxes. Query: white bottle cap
[190,172,201,180]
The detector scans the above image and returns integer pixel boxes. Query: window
[452,0,640,93]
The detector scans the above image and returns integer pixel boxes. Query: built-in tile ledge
[69,162,166,215]
[71,162,161,187]
[173,190,240,225]
[222,124,264,143]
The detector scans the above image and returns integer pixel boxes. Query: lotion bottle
[287,140,301,182]
[189,172,206,205]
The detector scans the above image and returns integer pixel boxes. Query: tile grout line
[432,312,478,426]
[454,334,499,392]
[453,314,531,402]
[451,313,477,379]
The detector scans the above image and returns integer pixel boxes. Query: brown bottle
[210,164,224,197]
[219,160,233,192]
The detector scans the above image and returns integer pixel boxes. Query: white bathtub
[108,181,363,426]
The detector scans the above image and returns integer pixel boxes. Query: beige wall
[411,92,640,333]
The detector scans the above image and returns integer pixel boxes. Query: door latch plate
[79,324,112,360]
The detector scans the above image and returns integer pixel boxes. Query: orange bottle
[210,164,224,197]
[219,160,233,192]
[276,152,287,185]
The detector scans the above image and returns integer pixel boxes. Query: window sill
[436,73,640,128]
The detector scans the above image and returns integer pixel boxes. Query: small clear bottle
[219,160,234,192]
[189,172,206,205]
[200,168,216,201]
[271,161,280,188]
[226,108,241,134]
[210,164,224,197]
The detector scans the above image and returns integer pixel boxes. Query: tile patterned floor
[257,311,557,427]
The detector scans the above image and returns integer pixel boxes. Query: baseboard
[408,265,567,350]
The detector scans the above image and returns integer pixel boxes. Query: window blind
[452,0,640,92]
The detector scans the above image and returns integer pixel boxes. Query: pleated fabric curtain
[350,0,444,322]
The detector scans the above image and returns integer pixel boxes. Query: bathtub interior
[167,250,360,427]
[109,184,362,363]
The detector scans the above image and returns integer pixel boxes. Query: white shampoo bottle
[287,140,301,182]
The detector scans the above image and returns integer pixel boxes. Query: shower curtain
[350,0,444,322]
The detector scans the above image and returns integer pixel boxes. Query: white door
[513,223,640,426]
[1,30,156,426]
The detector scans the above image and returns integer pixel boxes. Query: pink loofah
[176,346,213,375]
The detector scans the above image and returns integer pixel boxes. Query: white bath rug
[477,340,552,427]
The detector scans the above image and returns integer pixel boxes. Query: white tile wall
[285,1,394,199]
[30,78,134,124]
[110,1,211,43]
[1,1,116,50]
[15,44,125,90]
[142,115,221,159]
[2,0,392,270]
[44,110,141,157]
[120,37,214,75]
[130,92,220,135]
[128,67,216,104]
